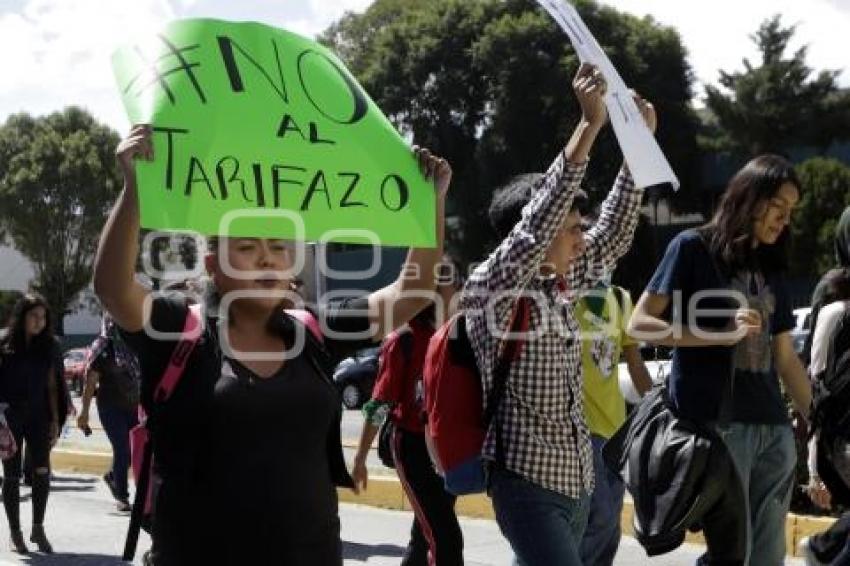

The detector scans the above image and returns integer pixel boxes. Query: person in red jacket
[352,263,461,566]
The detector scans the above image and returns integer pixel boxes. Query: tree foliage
[0,108,121,334]
[321,0,701,264]
[0,290,23,328]
[790,158,850,277]
[704,15,850,156]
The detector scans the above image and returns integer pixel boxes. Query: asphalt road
[0,471,804,565]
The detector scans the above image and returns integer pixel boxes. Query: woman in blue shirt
[629,154,811,565]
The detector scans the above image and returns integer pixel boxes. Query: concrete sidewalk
[0,471,805,565]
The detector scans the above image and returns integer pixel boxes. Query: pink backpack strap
[153,304,203,403]
[285,309,323,344]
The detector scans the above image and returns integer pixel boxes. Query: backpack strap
[153,304,203,403]
[485,297,531,467]
[484,297,531,424]
[124,302,202,561]
[285,309,324,343]
[611,285,625,313]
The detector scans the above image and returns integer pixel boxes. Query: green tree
[321,0,701,265]
[705,15,850,156]
[0,290,23,328]
[791,158,850,277]
[0,108,121,335]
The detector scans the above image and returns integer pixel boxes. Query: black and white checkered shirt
[461,151,643,498]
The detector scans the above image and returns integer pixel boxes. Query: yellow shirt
[578,285,635,439]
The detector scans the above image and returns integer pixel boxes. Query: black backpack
[810,307,850,502]
[810,307,850,438]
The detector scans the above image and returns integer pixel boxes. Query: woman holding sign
[93,125,453,565]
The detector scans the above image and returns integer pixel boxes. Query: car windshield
[65,350,86,363]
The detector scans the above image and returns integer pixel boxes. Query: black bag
[811,308,850,503]
[378,418,396,469]
[811,308,850,436]
[375,330,416,470]
[602,383,741,556]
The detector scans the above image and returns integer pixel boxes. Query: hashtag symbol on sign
[123,34,207,105]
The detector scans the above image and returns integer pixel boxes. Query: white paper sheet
[535,0,680,190]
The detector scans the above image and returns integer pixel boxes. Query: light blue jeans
[715,422,796,566]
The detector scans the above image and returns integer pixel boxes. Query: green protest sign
[112,18,435,247]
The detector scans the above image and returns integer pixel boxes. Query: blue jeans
[716,423,795,566]
[580,435,625,566]
[97,401,138,501]
[489,468,590,566]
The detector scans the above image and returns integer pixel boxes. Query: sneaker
[29,525,53,554]
[798,536,828,566]
[9,530,28,554]
[116,500,132,513]
[103,472,122,502]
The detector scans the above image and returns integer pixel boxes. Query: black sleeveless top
[123,293,374,565]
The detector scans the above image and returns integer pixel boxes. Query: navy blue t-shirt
[646,230,795,424]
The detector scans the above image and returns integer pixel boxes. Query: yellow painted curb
[51,448,833,558]
[51,449,112,475]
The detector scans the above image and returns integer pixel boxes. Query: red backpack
[422,298,529,495]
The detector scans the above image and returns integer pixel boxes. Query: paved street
[48,400,807,565]
[0,472,806,565]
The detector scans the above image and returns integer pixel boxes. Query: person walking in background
[798,267,850,565]
[803,206,850,365]
[352,264,462,566]
[629,154,812,565]
[0,293,63,554]
[77,314,140,512]
[578,279,651,565]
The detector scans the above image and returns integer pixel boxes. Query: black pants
[809,513,850,564]
[2,408,51,531]
[392,427,463,566]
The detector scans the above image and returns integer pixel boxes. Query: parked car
[63,347,89,395]
[791,306,812,357]
[618,344,672,405]
[333,345,381,410]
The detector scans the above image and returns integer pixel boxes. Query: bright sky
[0,0,848,134]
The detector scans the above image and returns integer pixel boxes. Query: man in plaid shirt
[460,63,656,565]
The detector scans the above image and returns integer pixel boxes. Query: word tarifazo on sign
[112,19,436,246]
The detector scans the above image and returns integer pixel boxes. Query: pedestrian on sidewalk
[801,205,850,366]
[798,267,850,565]
[629,155,812,565]
[77,314,140,512]
[93,125,454,565]
[0,293,63,554]
[352,264,463,566]
[460,62,654,566]
[578,281,651,566]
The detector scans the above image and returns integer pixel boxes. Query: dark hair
[412,303,437,327]
[698,154,800,274]
[207,236,220,253]
[0,293,54,356]
[489,173,589,240]
[821,268,850,304]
